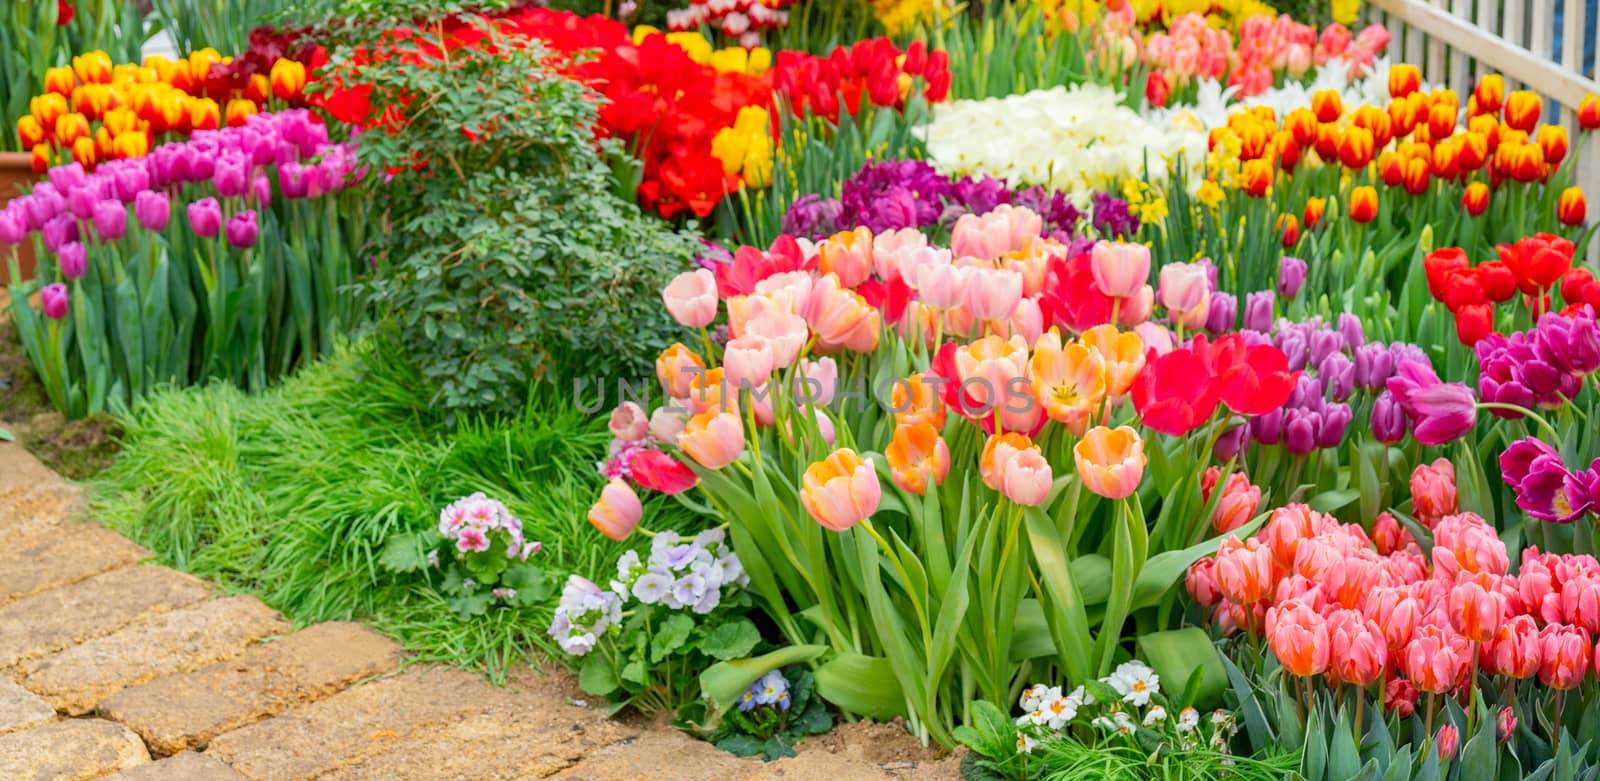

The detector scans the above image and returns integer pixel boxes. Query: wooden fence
[1363,0,1600,234]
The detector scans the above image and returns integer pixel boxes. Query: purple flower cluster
[780,158,1140,242]
[1477,310,1600,419]
[1502,438,1600,523]
[0,110,356,273]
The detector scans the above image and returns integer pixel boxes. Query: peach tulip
[886,423,950,496]
[1324,555,1382,610]
[804,273,880,353]
[1080,325,1146,397]
[800,449,882,531]
[1325,608,1387,686]
[1385,677,1418,717]
[1538,623,1591,689]
[871,227,928,284]
[1090,241,1151,299]
[1186,558,1222,608]
[798,357,838,406]
[722,335,774,388]
[649,404,689,441]
[1201,467,1261,534]
[1158,262,1209,314]
[1006,296,1044,346]
[1002,244,1051,298]
[588,478,642,541]
[679,410,744,469]
[1371,511,1417,556]
[953,335,1041,433]
[818,227,874,288]
[1001,445,1053,506]
[1410,458,1458,528]
[1214,536,1277,607]
[1029,331,1107,429]
[1562,570,1600,634]
[1431,512,1509,579]
[1261,504,1335,567]
[1480,614,1541,679]
[687,368,733,415]
[744,307,808,368]
[951,211,1011,261]
[1266,598,1329,677]
[1363,587,1421,651]
[608,401,649,442]
[656,344,705,399]
[1402,625,1471,693]
[1118,285,1155,327]
[1448,572,1507,643]
[967,266,1024,321]
[1073,426,1145,500]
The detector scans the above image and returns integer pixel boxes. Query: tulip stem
[1553,689,1565,755]
[1353,685,1364,747]
[1475,402,1562,442]
[1424,693,1438,755]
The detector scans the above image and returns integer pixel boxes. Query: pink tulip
[1214,536,1277,607]
[1448,572,1507,642]
[1431,512,1510,580]
[999,446,1052,506]
[1261,504,1331,567]
[1480,614,1541,678]
[722,335,775,388]
[1364,587,1421,650]
[1497,706,1516,744]
[608,401,649,442]
[1265,598,1329,676]
[1384,677,1418,717]
[992,205,1043,252]
[678,411,744,469]
[818,227,874,287]
[1118,285,1154,327]
[800,448,881,532]
[1410,458,1458,529]
[40,282,69,320]
[1201,467,1261,534]
[797,357,838,406]
[1436,724,1459,762]
[871,227,927,284]
[1539,623,1592,689]
[1090,241,1151,299]
[1132,322,1173,355]
[1402,625,1471,693]
[744,308,807,369]
[951,212,1011,261]
[1274,574,1327,613]
[1562,570,1600,634]
[1325,608,1387,686]
[663,269,720,328]
[967,266,1024,321]
[1007,296,1044,345]
[1324,555,1383,610]
[1186,558,1222,608]
[588,478,642,541]
[914,259,970,310]
[649,404,689,441]
[1371,511,1417,555]
[1158,261,1210,314]
[804,273,880,353]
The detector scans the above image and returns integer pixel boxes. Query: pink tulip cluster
[1188,460,1600,720]
[1139,15,1391,106]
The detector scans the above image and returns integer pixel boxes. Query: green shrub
[336,23,697,418]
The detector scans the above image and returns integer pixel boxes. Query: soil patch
[0,291,122,480]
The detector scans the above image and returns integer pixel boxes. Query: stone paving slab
[105,751,249,781]
[0,564,211,668]
[99,621,403,756]
[19,595,291,715]
[0,523,149,606]
[206,665,512,780]
[0,679,53,736]
[317,699,638,781]
[0,718,150,780]
[0,440,80,538]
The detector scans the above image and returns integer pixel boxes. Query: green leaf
[762,735,797,760]
[1301,701,1327,781]
[1308,488,1360,514]
[579,653,619,697]
[700,645,827,721]
[378,533,430,573]
[790,700,832,736]
[621,659,648,687]
[1131,512,1268,610]
[1327,706,1362,781]
[649,614,696,663]
[715,734,766,758]
[1023,507,1093,684]
[813,652,907,721]
[698,619,762,662]
[1136,629,1228,709]
[952,700,1015,761]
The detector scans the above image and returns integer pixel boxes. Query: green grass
[91,343,704,680]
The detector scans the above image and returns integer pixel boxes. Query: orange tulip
[112,131,148,160]
[804,273,880,353]
[952,334,1039,433]
[1274,130,1301,171]
[818,227,873,287]
[1303,196,1326,229]
[1537,124,1568,166]
[1473,74,1505,116]
[1074,425,1145,500]
[1335,126,1373,170]
[1349,186,1379,223]
[70,135,96,169]
[800,448,881,531]
[886,423,950,496]
[93,126,115,160]
[30,93,68,133]
[891,373,947,430]
[1313,122,1339,162]
[244,73,271,105]
[1029,330,1107,429]
[1468,114,1500,150]
[1079,324,1145,397]
[1504,91,1541,133]
[1378,151,1405,187]
[1238,122,1272,161]
[678,410,745,470]
[1389,64,1421,99]
[687,367,733,415]
[224,98,257,128]
[1457,131,1488,172]
[1462,181,1489,217]
[44,66,75,97]
[269,58,309,102]
[53,112,89,147]
[72,51,113,85]
[1279,213,1300,249]
[587,478,642,541]
[1559,187,1588,226]
[154,91,190,133]
[1506,141,1546,184]
[1312,89,1343,123]
[1285,107,1318,148]
[15,115,44,149]
[1267,599,1330,677]
[101,107,138,138]
[1429,139,1460,181]
[30,143,50,174]
[1353,105,1393,148]
[656,343,705,398]
[1580,93,1600,130]
[190,97,221,131]
[980,432,1052,506]
[1240,158,1273,197]
[1427,102,1457,140]
[1387,98,1418,138]
[187,49,222,84]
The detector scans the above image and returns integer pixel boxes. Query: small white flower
[1106,661,1160,707]
[1143,706,1167,727]
[631,572,672,604]
[1069,685,1094,706]
[1042,697,1077,730]
[1177,707,1200,733]
[426,550,439,568]
[1016,732,1038,754]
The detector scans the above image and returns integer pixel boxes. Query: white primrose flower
[1106,661,1160,707]
[1069,685,1094,706]
[1016,732,1039,754]
[1143,706,1167,727]
[631,571,673,605]
[1177,707,1200,733]
[1041,696,1077,730]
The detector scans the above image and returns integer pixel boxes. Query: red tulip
[1207,337,1299,417]
[1442,267,1486,312]
[1454,303,1494,346]
[1479,260,1517,303]
[1130,345,1221,436]
[1424,248,1471,302]
[1498,233,1575,294]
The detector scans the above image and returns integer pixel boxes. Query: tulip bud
[224,210,259,249]
[40,282,69,320]
[56,241,87,280]
[186,197,222,238]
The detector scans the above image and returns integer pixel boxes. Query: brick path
[0,440,959,780]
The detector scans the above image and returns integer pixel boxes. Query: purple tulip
[1534,311,1600,377]
[68,186,97,220]
[135,191,170,231]
[1214,423,1250,461]
[213,154,249,198]
[40,283,68,320]
[25,184,65,228]
[1337,313,1365,350]
[225,210,259,249]
[1277,328,1309,371]
[112,163,149,202]
[1239,329,1273,347]
[92,200,127,241]
[1501,437,1562,490]
[278,161,310,199]
[0,206,25,245]
[42,214,78,253]
[57,241,86,280]
[47,163,86,193]
[1353,342,1393,391]
[1309,329,1344,368]
[1318,403,1352,448]
[1565,461,1600,521]
[1288,373,1324,408]
[1515,453,1581,522]
[1319,353,1355,402]
[1278,256,1308,300]
[1386,360,1477,446]
[188,198,222,238]
[1252,408,1284,444]
[1206,291,1237,334]
[251,174,271,209]
[1370,391,1407,444]
[1284,409,1321,455]
[1196,258,1220,292]
[1243,290,1275,332]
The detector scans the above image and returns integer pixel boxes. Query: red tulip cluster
[1425,235,1593,345]
[1130,333,1300,436]
[771,39,950,125]
[1187,459,1600,717]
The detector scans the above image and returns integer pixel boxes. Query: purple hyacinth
[1091,191,1140,237]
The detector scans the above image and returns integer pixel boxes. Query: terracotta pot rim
[0,151,32,168]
